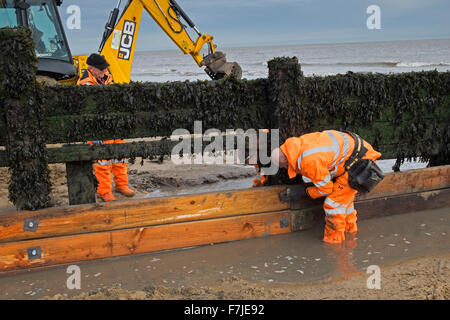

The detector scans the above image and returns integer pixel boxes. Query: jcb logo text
[118,20,136,60]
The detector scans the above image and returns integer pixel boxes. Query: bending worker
[271,130,384,244]
[77,53,135,202]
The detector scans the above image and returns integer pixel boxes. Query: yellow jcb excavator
[0,0,242,84]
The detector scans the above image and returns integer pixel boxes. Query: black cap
[86,54,110,70]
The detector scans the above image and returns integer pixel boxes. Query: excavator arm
[84,0,241,83]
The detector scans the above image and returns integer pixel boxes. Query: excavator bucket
[203,51,242,80]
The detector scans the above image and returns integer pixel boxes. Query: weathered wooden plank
[0,135,252,167]
[290,207,322,232]
[66,160,96,205]
[20,105,269,145]
[289,188,450,232]
[0,186,288,243]
[0,140,178,167]
[47,140,173,163]
[356,188,450,221]
[0,210,291,272]
[356,165,450,201]
[290,165,450,210]
[0,140,433,167]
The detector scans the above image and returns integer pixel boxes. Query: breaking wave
[301,61,450,68]
[131,69,205,77]
[395,61,450,68]
[245,61,450,70]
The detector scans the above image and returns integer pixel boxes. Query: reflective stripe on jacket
[280,130,381,199]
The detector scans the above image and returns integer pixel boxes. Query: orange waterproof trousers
[89,139,129,196]
[322,172,358,244]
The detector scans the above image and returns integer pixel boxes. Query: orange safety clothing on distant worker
[280,130,381,243]
[77,69,134,201]
[76,68,112,86]
[88,139,131,198]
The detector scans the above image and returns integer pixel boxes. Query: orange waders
[87,139,133,201]
[280,130,381,244]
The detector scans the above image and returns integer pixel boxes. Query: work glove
[279,184,309,202]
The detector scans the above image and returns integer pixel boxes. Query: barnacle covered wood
[0,28,51,210]
[268,57,449,170]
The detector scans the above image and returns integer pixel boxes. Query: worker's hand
[279,185,309,202]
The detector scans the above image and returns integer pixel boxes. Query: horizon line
[73,36,450,56]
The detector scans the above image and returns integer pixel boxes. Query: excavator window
[0,0,71,63]
[0,1,19,28]
[27,0,70,62]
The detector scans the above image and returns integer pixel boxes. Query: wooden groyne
[0,28,449,274]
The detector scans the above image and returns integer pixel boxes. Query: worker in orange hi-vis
[77,54,135,202]
[271,130,384,244]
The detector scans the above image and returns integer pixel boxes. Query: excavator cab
[0,0,77,83]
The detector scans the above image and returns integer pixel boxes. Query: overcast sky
[60,0,450,55]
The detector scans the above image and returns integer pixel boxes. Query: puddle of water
[143,177,256,198]
[377,159,428,173]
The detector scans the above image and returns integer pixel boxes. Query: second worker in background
[77,53,135,202]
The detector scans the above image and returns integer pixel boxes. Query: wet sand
[0,161,257,213]
[0,206,448,300]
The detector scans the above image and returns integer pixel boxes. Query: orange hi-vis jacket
[77,69,112,86]
[280,130,381,199]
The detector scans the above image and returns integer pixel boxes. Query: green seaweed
[0,28,51,210]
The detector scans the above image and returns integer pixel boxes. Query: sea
[131,38,450,82]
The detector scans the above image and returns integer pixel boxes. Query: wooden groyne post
[0,28,51,210]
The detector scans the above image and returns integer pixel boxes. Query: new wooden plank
[110,210,291,257]
[0,210,291,272]
[0,186,288,243]
[0,232,111,272]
